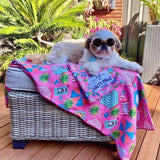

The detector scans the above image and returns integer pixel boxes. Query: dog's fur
[26,39,85,64]
[79,30,143,75]
[26,30,143,75]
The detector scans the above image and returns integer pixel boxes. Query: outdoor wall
[92,0,123,24]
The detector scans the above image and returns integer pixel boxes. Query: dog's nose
[101,43,108,51]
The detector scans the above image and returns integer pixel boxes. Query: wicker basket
[8,91,111,142]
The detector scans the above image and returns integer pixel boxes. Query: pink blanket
[9,58,154,160]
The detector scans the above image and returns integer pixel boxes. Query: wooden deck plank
[73,142,102,160]
[0,133,12,150]
[148,86,160,116]
[31,142,67,160]
[52,142,86,160]
[130,85,160,160]
[0,116,10,128]
[0,96,6,110]
[130,130,146,160]
[0,97,5,106]
[0,141,49,160]
[143,83,153,98]
[0,123,10,138]
[136,97,160,160]
[0,83,5,91]
[0,93,5,98]
[0,109,10,120]
[9,141,50,160]
[0,144,21,160]
[94,141,118,160]
[156,144,160,160]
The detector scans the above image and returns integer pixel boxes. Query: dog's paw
[133,63,143,73]
[88,67,100,75]
[79,59,84,65]
[136,66,143,73]
[88,70,98,75]
[81,63,100,75]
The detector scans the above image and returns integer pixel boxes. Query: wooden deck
[0,83,160,160]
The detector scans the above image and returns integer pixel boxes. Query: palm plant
[0,0,87,44]
[139,0,160,23]
[0,0,87,76]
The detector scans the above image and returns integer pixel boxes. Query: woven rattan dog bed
[8,90,111,148]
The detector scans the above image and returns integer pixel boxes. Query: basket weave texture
[8,91,111,142]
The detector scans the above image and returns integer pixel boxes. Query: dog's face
[85,30,122,58]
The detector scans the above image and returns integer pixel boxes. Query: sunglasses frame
[92,38,115,47]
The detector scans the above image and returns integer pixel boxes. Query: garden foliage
[0,0,87,74]
[0,0,122,79]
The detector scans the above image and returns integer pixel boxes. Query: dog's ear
[85,34,93,49]
[114,36,122,50]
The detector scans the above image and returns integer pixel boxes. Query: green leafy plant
[0,0,87,40]
[0,0,87,76]
[93,0,109,10]
[14,39,38,48]
[120,52,135,61]
[0,45,50,74]
[84,16,122,38]
[85,0,110,15]
[139,0,160,23]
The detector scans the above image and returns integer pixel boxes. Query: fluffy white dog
[47,39,85,64]
[26,39,85,64]
[26,30,143,75]
[79,30,143,75]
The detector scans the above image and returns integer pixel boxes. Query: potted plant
[93,0,109,10]
[139,1,160,84]
[92,0,116,11]
[139,0,160,25]
[84,16,122,38]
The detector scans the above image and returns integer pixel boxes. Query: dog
[79,29,143,75]
[26,30,143,75]
[25,39,85,64]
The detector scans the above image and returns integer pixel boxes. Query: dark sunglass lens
[107,38,115,46]
[93,39,101,47]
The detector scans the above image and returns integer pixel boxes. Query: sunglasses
[92,38,115,47]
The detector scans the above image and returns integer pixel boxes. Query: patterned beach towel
[9,57,155,160]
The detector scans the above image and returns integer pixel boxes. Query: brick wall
[92,0,123,24]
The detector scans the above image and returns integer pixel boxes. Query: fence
[122,0,149,64]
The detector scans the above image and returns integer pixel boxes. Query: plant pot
[156,21,160,25]
[109,0,116,10]
[93,0,116,10]
[142,25,160,83]
[93,1,105,10]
